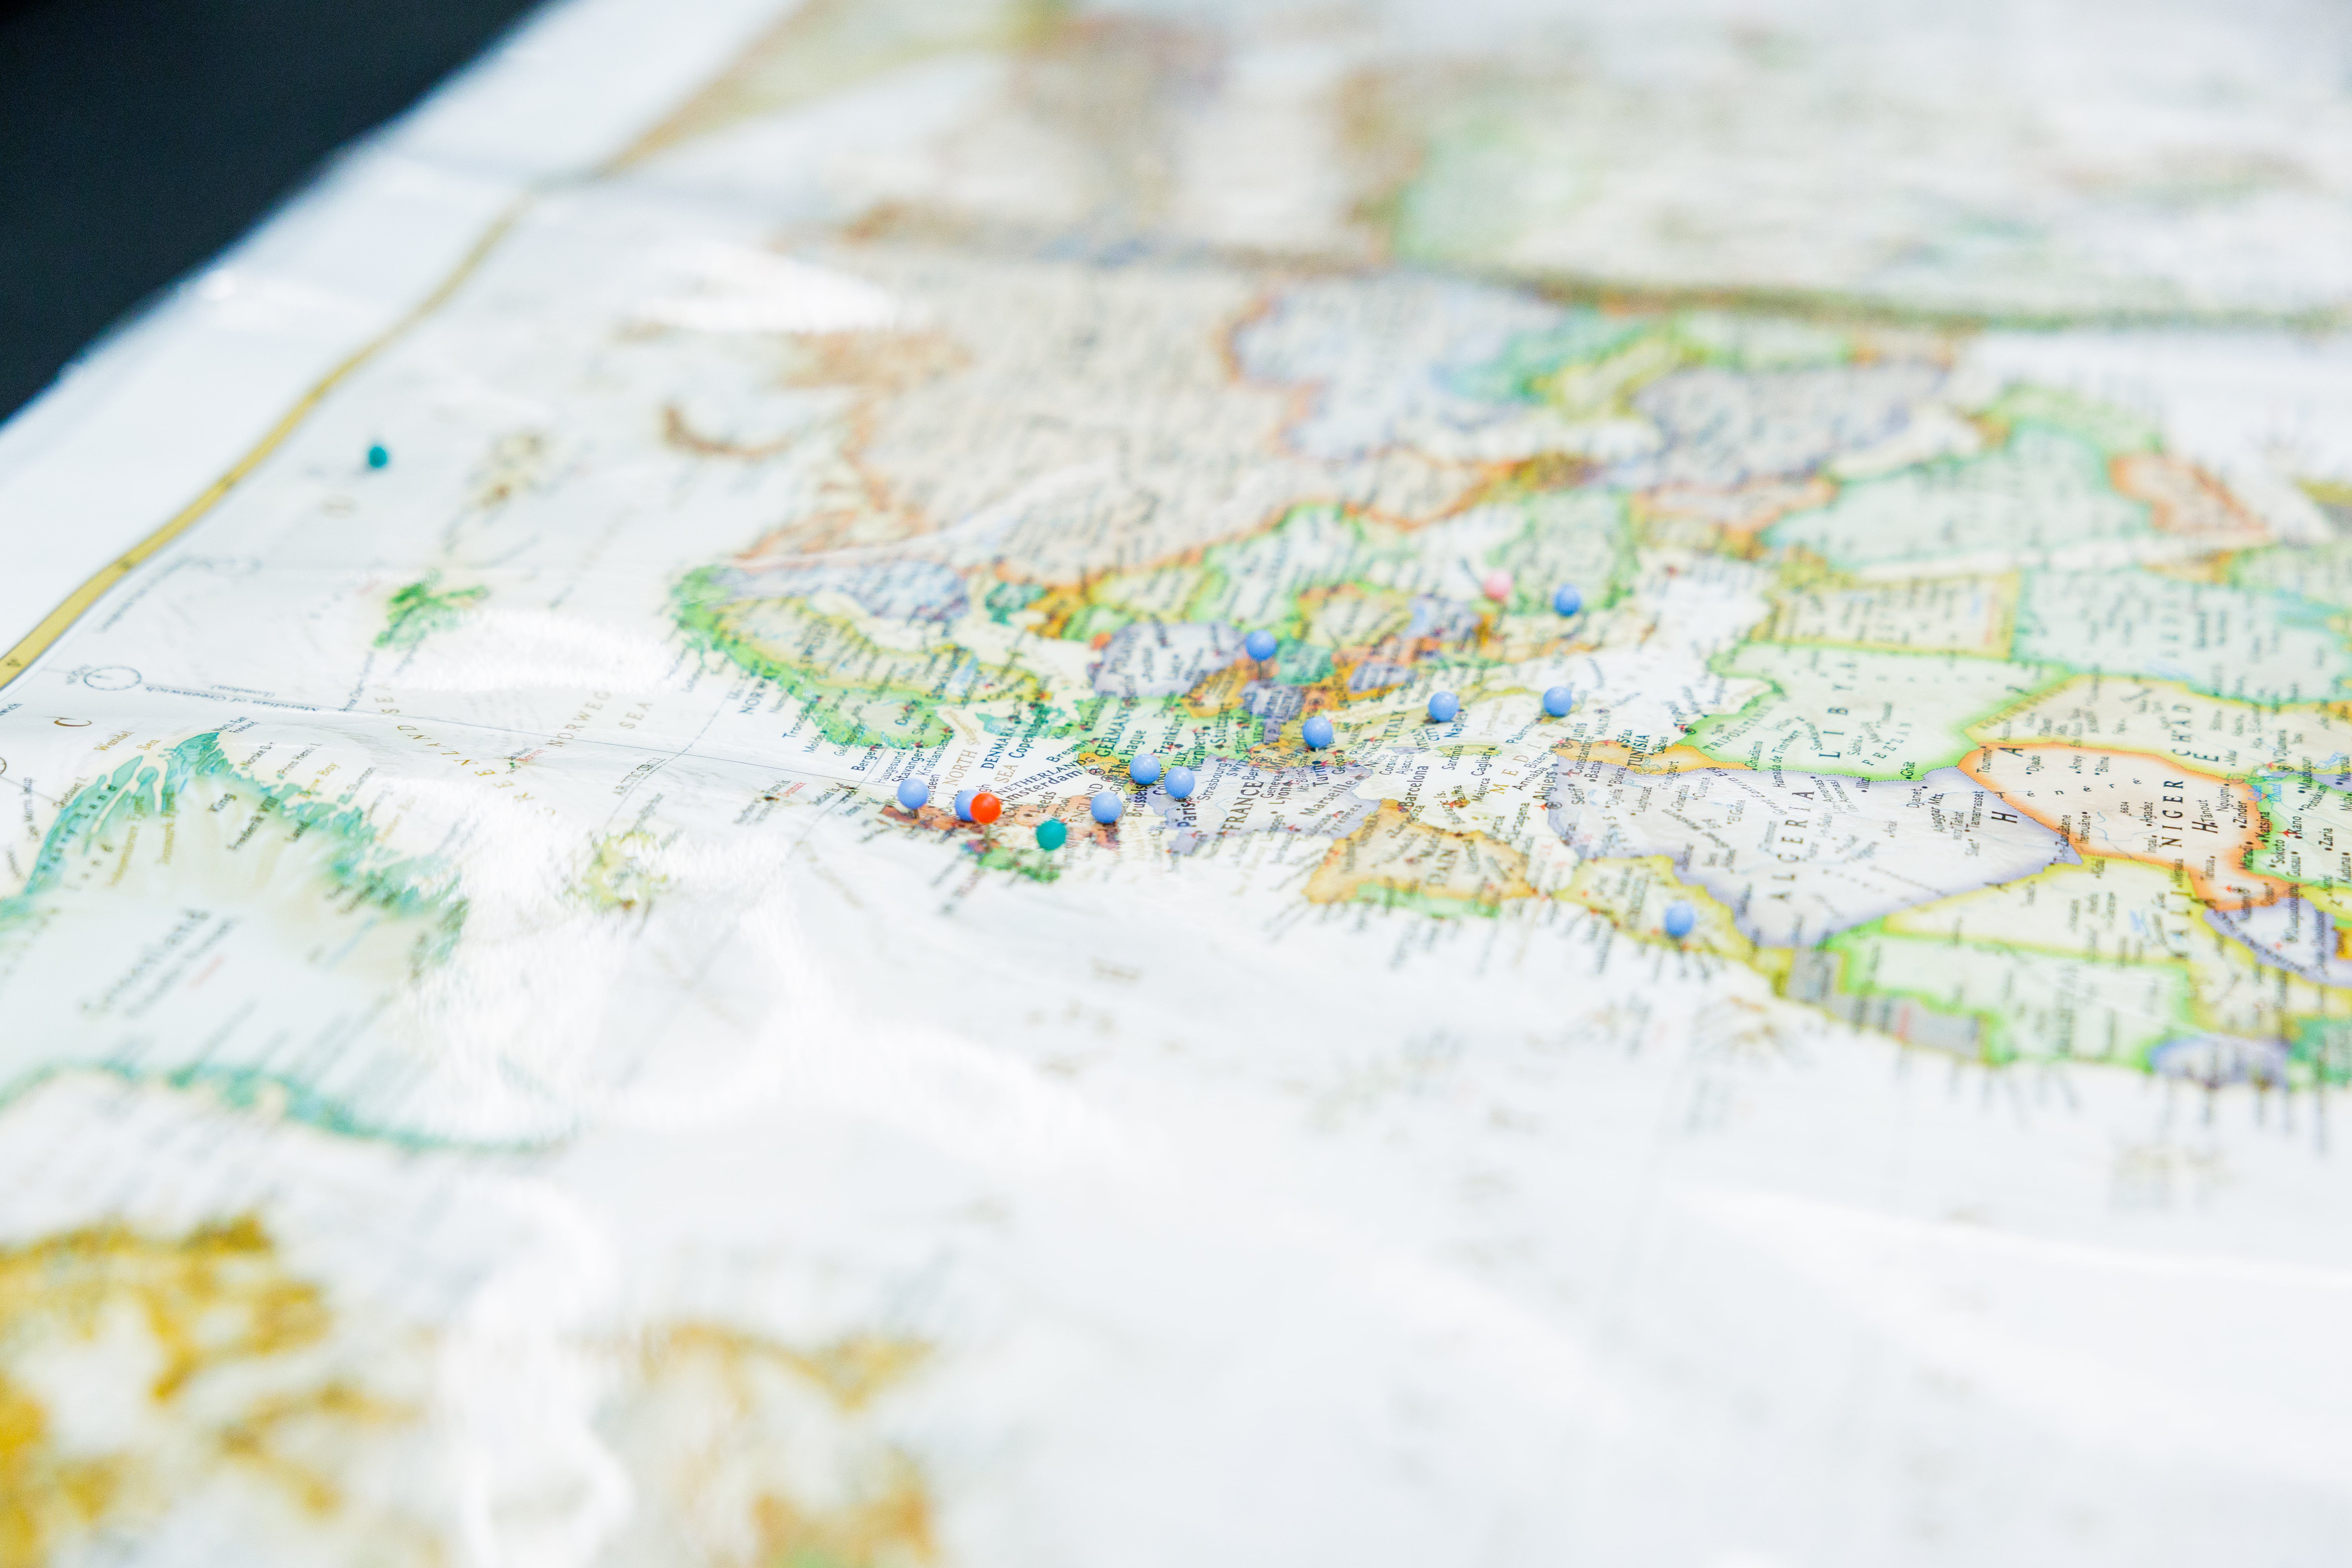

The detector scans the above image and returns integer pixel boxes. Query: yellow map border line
[0,202,528,692]
[0,0,800,697]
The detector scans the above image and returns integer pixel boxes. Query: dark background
[0,0,546,423]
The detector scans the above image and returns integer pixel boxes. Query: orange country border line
[1958,741,2293,911]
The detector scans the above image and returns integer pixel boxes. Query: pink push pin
[1481,569,1514,603]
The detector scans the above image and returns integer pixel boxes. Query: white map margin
[0,0,787,654]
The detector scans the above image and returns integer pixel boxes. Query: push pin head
[1481,570,1513,603]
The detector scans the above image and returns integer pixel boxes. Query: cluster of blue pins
[893,751,1203,853]
[1094,750,1200,824]
[1301,581,1585,739]
[1544,584,1580,716]
[1135,753,1195,799]
[1417,686,1572,724]
[889,591,1593,852]
[895,778,1001,824]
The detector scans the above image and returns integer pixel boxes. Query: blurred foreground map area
[5,1,2352,1564]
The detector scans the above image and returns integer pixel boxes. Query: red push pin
[968,791,1002,825]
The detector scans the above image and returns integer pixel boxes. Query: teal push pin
[1035,819,1068,851]
[366,443,390,470]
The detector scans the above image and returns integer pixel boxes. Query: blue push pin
[1129,754,1162,787]
[896,777,929,811]
[1302,714,1334,749]
[1426,691,1459,723]
[953,788,978,822]
[1553,584,1582,617]
[1163,765,1196,800]
[1543,685,1573,717]
[366,443,390,470]
[1090,790,1123,824]
[1245,629,1278,661]
[1663,900,1697,940]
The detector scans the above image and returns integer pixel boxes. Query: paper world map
[4,0,2352,1563]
